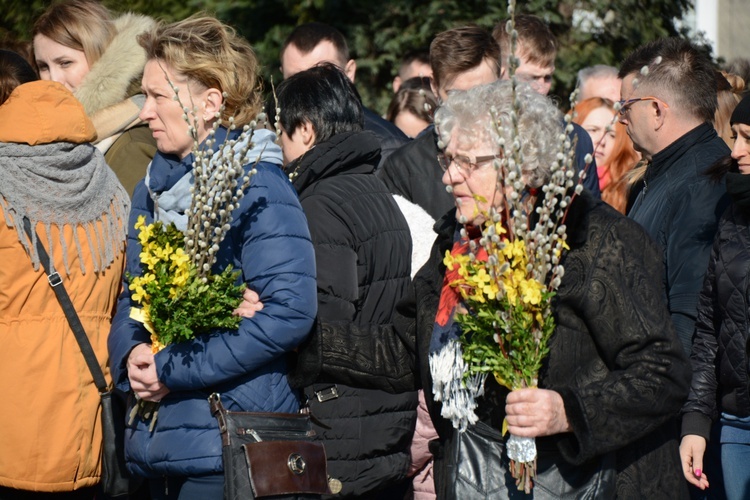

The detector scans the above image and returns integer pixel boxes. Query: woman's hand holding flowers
[127,343,171,403]
[505,388,571,437]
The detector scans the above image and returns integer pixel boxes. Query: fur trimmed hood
[75,13,155,116]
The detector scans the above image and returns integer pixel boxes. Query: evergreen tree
[3,0,698,113]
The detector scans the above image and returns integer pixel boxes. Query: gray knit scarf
[0,141,130,275]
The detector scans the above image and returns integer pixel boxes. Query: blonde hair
[32,0,115,67]
[138,15,261,126]
[714,71,746,148]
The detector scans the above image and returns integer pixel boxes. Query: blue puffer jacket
[108,128,317,478]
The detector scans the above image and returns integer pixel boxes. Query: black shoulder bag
[23,218,141,497]
[208,393,333,500]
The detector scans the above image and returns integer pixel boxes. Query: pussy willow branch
[160,66,260,280]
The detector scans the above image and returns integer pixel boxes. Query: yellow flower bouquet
[441,213,566,492]
[128,215,245,354]
[429,2,584,492]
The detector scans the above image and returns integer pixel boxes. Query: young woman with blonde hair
[714,71,745,148]
[33,0,156,196]
[107,15,317,499]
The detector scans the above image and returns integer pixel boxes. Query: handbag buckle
[48,271,63,287]
[314,385,339,403]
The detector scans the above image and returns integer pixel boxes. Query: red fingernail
[694,469,702,478]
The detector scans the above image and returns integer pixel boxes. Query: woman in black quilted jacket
[269,63,418,499]
[680,94,750,500]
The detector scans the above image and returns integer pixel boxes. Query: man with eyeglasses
[619,38,730,357]
[618,37,731,500]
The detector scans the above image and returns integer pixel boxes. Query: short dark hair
[398,49,430,77]
[0,50,38,105]
[272,63,363,144]
[619,38,717,123]
[281,22,349,66]
[493,14,557,69]
[430,25,501,91]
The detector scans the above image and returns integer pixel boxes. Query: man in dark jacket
[619,38,730,356]
[378,26,503,220]
[619,38,730,500]
[380,24,599,221]
[280,22,407,168]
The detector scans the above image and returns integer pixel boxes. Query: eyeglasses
[616,96,670,115]
[437,153,497,176]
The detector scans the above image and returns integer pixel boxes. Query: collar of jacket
[146,127,283,196]
[646,122,717,183]
[558,190,593,248]
[417,123,436,140]
[286,131,381,194]
[74,13,156,116]
[726,169,750,215]
[147,126,242,195]
[0,81,96,145]
[434,208,458,249]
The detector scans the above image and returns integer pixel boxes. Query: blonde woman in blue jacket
[107,17,317,499]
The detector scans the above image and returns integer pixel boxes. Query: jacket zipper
[631,178,648,215]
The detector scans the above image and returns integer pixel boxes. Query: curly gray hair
[434,80,562,188]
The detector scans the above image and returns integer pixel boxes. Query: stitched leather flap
[243,440,329,497]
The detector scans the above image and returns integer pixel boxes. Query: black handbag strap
[22,217,109,395]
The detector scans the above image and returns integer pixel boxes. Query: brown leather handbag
[208,393,332,499]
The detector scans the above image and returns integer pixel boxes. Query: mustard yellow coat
[0,81,125,492]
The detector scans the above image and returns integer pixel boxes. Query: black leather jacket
[682,201,750,440]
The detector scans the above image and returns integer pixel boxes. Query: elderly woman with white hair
[396,80,691,499]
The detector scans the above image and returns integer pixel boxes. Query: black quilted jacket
[682,202,750,440]
[398,191,691,498]
[284,131,418,498]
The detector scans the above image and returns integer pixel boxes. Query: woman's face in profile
[139,59,211,159]
[731,123,750,175]
[441,133,501,225]
[33,34,90,93]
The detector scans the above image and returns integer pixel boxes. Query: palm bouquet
[127,84,264,430]
[431,1,586,493]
